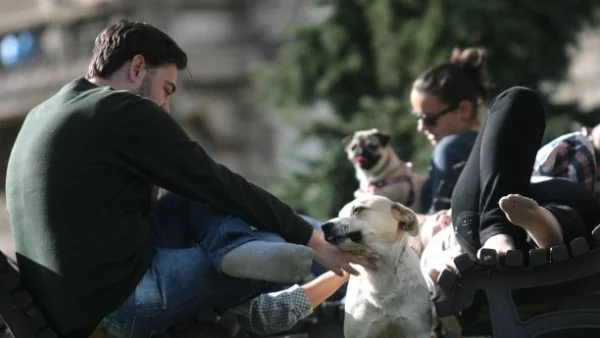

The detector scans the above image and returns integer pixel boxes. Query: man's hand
[307,230,380,276]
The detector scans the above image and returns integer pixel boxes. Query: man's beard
[133,71,153,99]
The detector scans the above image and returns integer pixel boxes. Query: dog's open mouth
[353,156,367,164]
[324,227,365,251]
[353,152,381,170]
[326,230,363,245]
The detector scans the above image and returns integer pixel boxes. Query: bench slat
[570,237,590,257]
[504,250,524,267]
[550,244,569,263]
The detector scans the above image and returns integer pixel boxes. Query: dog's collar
[369,175,415,206]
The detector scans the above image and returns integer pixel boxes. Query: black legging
[451,86,600,259]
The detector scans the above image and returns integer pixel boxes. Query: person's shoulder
[550,131,589,146]
[98,89,160,112]
[93,89,169,125]
[434,131,477,154]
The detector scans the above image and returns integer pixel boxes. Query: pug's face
[343,129,391,170]
[322,195,418,252]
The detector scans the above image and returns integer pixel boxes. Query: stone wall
[553,27,600,111]
[0,0,311,188]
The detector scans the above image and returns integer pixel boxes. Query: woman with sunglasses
[410,47,490,215]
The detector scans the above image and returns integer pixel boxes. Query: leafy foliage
[258,0,600,220]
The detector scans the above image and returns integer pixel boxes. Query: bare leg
[499,194,563,248]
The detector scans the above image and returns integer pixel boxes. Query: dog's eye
[367,144,378,150]
[351,144,357,151]
[352,206,365,215]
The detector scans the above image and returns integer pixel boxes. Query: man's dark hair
[413,47,491,110]
[86,19,188,79]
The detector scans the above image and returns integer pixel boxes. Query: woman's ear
[457,99,475,120]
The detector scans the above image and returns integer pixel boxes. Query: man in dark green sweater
[6,20,378,337]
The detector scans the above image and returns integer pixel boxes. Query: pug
[322,195,433,338]
[343,129,425,214]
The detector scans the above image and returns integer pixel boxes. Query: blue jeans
[99,192,284,336]
[99,192,335,337]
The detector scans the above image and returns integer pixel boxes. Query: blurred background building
[554,28,600,110]
[0,0,332,189]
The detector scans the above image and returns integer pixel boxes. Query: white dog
[323,195,433,338]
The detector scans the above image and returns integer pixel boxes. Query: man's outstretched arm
[107,94,378,276]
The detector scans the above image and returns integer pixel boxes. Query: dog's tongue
[354,156,367,164]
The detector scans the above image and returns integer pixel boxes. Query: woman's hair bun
[450,47,487,71]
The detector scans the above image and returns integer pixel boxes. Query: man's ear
[342,133,354,149]
[391,203,418,237]
[374,131,392,147]
[128,54,148,83]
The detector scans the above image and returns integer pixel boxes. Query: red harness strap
[368,174,415,206]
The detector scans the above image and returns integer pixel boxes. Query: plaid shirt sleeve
[225,284,313,336]
[533,131,596,193]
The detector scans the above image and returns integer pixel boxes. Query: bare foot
[480,233,515,258]
[499,194,563,248]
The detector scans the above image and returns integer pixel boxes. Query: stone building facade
[0,0,316,189]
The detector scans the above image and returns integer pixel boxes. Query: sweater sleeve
[103,93,314,245]
[226,284,313,336]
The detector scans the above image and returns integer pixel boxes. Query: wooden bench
[434,225,600,337]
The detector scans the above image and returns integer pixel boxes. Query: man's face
[134,64,178,113]
[410,89,464,146]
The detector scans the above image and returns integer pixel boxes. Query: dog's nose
[321,221,335,235]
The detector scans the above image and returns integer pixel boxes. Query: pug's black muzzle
[321,218,363,245]
[354,148,381,170]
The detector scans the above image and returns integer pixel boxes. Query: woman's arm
[226,271,349,335]
[302,270,349,308]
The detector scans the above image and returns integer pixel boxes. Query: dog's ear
[374,131,391,147]
[341,133,354,149]
[391,203,418,237]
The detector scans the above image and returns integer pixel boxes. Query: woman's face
[410,89,472,146]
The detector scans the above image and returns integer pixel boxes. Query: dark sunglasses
[411,104,458,127]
